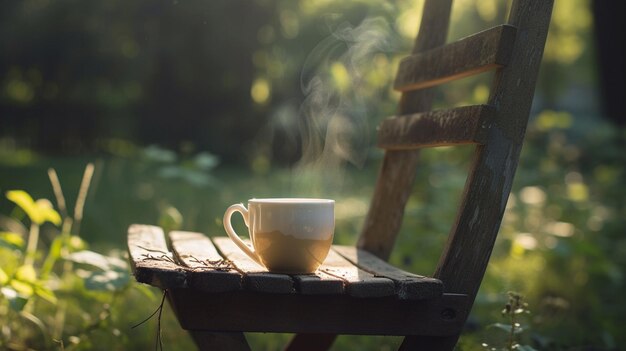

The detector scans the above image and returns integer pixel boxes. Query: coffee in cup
[223,198,334,274]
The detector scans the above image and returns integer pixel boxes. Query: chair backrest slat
[394,25,517,92]
[377,104,493,149]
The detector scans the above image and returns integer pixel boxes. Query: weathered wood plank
[127,224,187,289]
[169,231,242,292]
[357,150,421,260]
[358,0,453,261]
[211,237,294,294]
[169,289,469,336]
[292,270,345,295]
[317,249,395,298]
[377,105,493,150]
[333,246,442,300]
[210,237,382,296]
[394,25,517,92]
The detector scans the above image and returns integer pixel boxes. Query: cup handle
[223,204,263,266]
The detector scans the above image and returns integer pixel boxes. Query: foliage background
[1,0,624,350]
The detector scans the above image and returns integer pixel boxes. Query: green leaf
[6,190,41,224]
[34,285,57,304]
[76,269,130,291]
[10,279,33,297]
[143,145,177,163]
[0,267,8,285]
[16,265,37,283]
[193,152,219,170]
[0,231,25,249]
[65,250,127,271]
[35,199,62,226]
[69,235,87,251]
[43,235,90,278]
[1,287,29,311]
[66,250,110,270]
[49,235,65,259]
[67,250,130,291]
[5,191,61,226]
[40,236,65,278]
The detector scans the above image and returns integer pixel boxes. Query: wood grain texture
[357,150,420,260]
[394,25,517,92]
[377,105,494,150]
[169,289,469,336]
[127,224,187,289]
[169,231,242,292]
[208,237,394,297]
[358,0,453,261]
[317,248,395,298]
[293,270,345,295]
[333,246,442,300]
[211,237,295,294]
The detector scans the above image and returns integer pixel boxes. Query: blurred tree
[0,0,269,160]
[0,0,606,162]
[592,0,626,126]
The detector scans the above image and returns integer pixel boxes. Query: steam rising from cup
[265,17,396,196]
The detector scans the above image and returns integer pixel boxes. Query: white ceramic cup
[223,198,334,274]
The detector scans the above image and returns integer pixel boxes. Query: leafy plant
[481,292,535,351]
[0,164,145,350]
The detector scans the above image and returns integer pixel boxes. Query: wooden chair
[127,0,553,349]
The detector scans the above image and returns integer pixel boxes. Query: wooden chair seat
[128,225,468,336]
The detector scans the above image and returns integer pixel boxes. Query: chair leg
[189,331,251,351]
[285,333,337,351]
[399,335,459,351]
